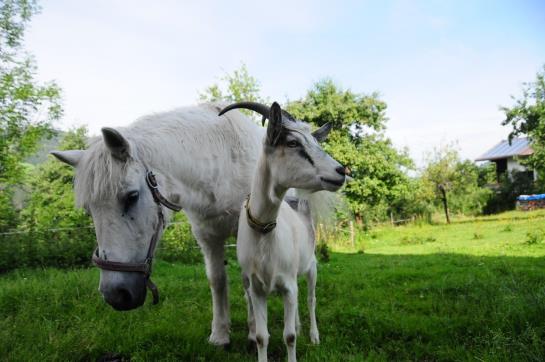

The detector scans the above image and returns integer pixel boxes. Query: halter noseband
[92,170,182,305]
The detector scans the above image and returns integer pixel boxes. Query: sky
[25,0,545,166]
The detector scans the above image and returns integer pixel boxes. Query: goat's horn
[218,102,271,126]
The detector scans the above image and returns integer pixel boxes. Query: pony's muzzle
[100,271,147,311]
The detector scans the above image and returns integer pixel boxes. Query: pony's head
[219,102,347,193]
[52,128,173,310]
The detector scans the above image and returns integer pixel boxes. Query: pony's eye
[286,140,300,148]
[124,191,139,210]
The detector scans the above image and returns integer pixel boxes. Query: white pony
[52,103,263,345]
[219,102,346,362]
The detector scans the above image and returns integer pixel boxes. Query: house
[475,137,536,181]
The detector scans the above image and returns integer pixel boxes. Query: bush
[0,228,96,272]
[485,171,543,214]
[158,213,202,264]
[316,240,330,262]
[526,230,544,245]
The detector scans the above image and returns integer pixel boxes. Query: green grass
[2,210,545,361]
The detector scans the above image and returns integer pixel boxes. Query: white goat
[219,102,347,362]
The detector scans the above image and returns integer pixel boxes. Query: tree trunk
[438,184,450,224]
[355,214,363,226]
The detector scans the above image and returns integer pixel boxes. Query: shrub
[316,240,330,262]
[526,230,544,245]
[158,213,202,264]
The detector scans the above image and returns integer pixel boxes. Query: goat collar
[244,195,277,234]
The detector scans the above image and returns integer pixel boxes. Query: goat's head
[219,101,347,192]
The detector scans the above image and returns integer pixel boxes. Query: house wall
[507,156,538,181]
[507,157,528,174]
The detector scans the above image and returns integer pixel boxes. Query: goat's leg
[242,274,256,344]
[250,288,269,362]
[283,282,298,362]
[198,238,230,346]
[307,259,319,344]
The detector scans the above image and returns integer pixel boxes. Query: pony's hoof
[246,338,257,352]
[310,331,320,345]
[208,332,230,347]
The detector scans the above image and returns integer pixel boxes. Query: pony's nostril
[117,287,132,304]
[110,287,133,309]
[335,166,346,176]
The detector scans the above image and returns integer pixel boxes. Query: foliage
[476,161,497,187]
[502,65,545,178]
[316,239,330,263]
[526,229,543,245]
[389,177,435,223]
[421,144,493,220]
[158,212,201,264]
[0,128,94,271]
[2,210,545,361]
[0,0,36,56]
[0,0,62,232]
[484,170,544,214]
[287,79,414,224]
[198,63,266,120]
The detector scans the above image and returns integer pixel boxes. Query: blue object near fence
[518,194,545,201]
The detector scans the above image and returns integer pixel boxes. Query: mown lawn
[2,210,545,361]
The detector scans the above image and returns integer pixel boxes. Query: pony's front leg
[200,238,230,346]
[283,282,298,362]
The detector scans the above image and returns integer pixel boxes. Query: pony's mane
[74,138,132,208]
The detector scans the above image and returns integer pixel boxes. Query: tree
[0,128,95,270]
[421,144,492,222]
[502,65,545,179]
[199,63,265,103]
[0,0,62,231]
[287,79,414,224]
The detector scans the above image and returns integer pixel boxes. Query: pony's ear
[50,150,84,167]
[266,102,284,146]
[312,122,332,142]
[102,127,130,161]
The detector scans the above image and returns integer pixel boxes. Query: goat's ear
[266,102,284,146]
[312,122,332,142]
[102,127,130,161]
[50,150,84,167]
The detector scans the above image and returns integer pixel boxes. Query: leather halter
[244,195,277,234]
[92,170,182,305]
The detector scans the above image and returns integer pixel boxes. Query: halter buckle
[146,171,159,189]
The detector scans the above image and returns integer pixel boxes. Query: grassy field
[2,210,545,361]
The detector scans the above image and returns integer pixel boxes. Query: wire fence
[0,221,189,237]
[0,214,418,272]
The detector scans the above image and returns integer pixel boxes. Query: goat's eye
[125,191,139,209]
[286,140,300,148]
